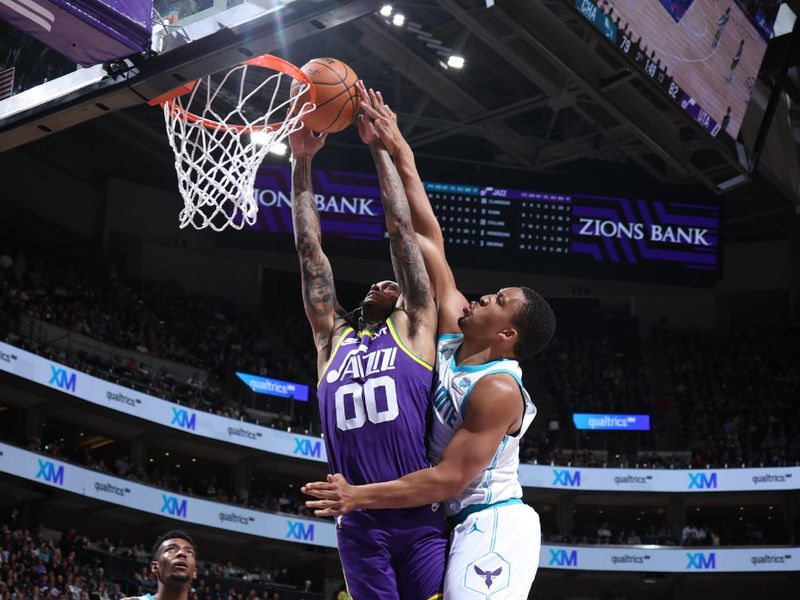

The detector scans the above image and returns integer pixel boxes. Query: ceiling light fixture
[447,55,465,69]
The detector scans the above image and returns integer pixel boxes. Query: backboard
[0,0,381,152]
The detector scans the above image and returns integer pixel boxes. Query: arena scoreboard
[228,164,721,285]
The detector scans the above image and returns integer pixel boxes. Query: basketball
[292,57,360,133]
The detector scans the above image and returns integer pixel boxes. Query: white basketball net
[162,64,314,231]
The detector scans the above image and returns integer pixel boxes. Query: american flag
[0,67,14,100]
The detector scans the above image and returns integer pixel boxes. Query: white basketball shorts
[444,501,541,599]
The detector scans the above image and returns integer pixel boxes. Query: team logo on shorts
[465,553,510,595]
[474,565,503,588]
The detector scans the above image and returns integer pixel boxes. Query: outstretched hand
[356,99,383,149]
[355,81,406,157]
[302,473,359,517]
[288,124,327,159]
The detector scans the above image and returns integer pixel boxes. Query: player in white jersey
[304,84,556,599]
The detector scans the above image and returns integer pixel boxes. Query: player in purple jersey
[304,85,556,598]
[288,109,447,600]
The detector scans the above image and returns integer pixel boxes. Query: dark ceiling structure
[2,0,799,242]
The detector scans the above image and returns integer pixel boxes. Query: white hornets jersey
[428,334,536,519]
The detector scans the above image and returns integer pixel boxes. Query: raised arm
[357,83,444,247]
[288,128,338,364]
[302,374,523,513]
[357,106,435,331]
[395,136,444,247]
[357,83,466,333]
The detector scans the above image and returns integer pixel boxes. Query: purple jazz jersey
[318,317,434,484]
[318,316,447,600]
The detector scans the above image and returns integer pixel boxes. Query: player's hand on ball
[302,473,358,517]
[288,125,327,159]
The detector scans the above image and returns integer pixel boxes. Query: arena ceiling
[5,0,800,243]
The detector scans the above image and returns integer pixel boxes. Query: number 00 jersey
[429,334,537,518]
[317,316,435,485]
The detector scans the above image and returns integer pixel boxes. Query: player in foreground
[288,118,447,598]
[304,84,556,598]
[123,530,196,600]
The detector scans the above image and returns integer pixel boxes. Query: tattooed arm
[372,147,434,319]
[357,107,434,327]
[357,83,465,335]
[289,128,338,363]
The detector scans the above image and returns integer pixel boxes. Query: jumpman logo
[474,565,503,589]
[467,521,484,535]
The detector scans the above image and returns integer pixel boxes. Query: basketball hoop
[151,54,316,231]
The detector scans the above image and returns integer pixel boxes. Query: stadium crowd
[2,240,800,467]
[543,524,679,547]
[544,517,782,547]
[0,242,320,434]
[0,245,316,384]
[659,329,800,467]
[0,517,322,600]
[538,334,651,416]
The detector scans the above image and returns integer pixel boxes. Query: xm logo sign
[552,469,581,487]
[160,495,188,518]
[36,459,64,485]
[688,472,717,489]
[548,549,578,567]
[686,552,716,570]
[171,408,196,431]
[286,521,315,541]
[49,366,76,392]
[293,438,322,458]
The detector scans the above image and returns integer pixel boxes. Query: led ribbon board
[572,413,651,431]
[5,341,798,492]
[0,342,326,462]
[236,372,309,401]
[1,443,798,572]
[234,165,721,284]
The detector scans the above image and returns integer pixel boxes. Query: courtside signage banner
[540,545,799,572]
[0,443,334,548]
[0,342,326,463]
[572,413,650,431]
[1,443,797,571]
[2,342,799,492]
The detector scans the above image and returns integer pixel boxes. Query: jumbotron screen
[578,0,776,138]
[227,164,721,285]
